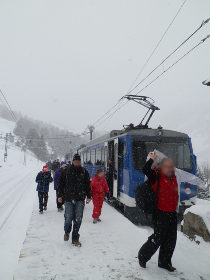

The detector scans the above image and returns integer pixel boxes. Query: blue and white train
[71,126,198,224]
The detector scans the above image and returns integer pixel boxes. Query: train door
[104,141,108,170]
[113,138,119,198]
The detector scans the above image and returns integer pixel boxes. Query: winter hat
[42,165,48,173]
[73,153,81,161]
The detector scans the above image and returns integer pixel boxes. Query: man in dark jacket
[57,154,91,247]
[138,152,178,272]
[36,165,53,214]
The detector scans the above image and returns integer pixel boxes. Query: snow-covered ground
[1,117,210,280]
[0,117,41,280]
[14,189,210,280]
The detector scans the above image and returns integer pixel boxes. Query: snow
[0,117,42,280]
[184,198,210,233]
[0,117,210,280]
[14,189,210,280]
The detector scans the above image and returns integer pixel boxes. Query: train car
[73,126,197,225]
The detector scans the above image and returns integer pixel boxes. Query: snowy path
[14,189,210,280]
[0,167,37,280]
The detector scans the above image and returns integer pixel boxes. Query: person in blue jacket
[54,161,67,211]
[36,165,53,214]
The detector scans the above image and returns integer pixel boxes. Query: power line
[128,17,210,95]
[0,89,17,121]
[91,99,122,127]
[88,14,209,131]
[135,35,210,95]
[127,0,187,92]
[93,18,210,129]
[95,35,210,128]
[14,132,90,141]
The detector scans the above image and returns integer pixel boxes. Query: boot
[44,206,47,211]
[139,259,146,268]
[158,264,176,272]
[64,233,69,241]
[72,240,82,247]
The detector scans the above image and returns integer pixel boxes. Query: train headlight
[185,188,191,195]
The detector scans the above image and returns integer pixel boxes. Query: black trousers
[56,189,63,209]
[138,210,177,267]
[38,192,48,211]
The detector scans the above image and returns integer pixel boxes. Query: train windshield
[132,140,192,171]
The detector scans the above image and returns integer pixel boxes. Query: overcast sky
[0,0,210,162]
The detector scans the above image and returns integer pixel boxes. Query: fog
[0,0,210,162]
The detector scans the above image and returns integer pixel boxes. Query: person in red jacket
[138,152,178,272]
[91,169,109,224]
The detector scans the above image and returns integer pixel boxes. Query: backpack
[135,173,160,214]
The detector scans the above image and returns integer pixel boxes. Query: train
[70,126,198,225]
[68,96,198,224]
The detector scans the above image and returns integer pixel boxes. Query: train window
[183,144,192,170]
[91,149,96,164]
[132,142,147,170]
[132,140,192,171]
[83,151,87,163]
[114,143,118,171]
[101,147,105,165]
[81,153,84,164]
[86,149,91,164]
[104,146,108,167]
[96,148,102,165]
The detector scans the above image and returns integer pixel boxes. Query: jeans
[64,200,85,241]
[138,211,177,266]
[38,191,48,211]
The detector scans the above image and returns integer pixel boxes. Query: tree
[26,128,49,162]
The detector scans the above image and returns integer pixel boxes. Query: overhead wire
[127,17,210,95]
[135,35,210,96]
[88,0,192,129]
[127,0,188,92]
[94,17,210,129]
[0,89,17,121]
[95,34,210,129]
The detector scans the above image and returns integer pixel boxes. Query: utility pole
[87,125,95,141]
[4,133,9,162]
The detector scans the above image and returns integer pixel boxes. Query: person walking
[138,150,205,272]
[36,165,53,214]
[91,169,109,224]
[138,152,178,272]
[57,154,91,247]
[52,159,60,179]
[54,161,67,211]
[46,160,52,171]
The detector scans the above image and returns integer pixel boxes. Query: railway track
[0,172,33,232]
